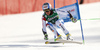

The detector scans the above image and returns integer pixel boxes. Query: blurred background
[0,0,100,15]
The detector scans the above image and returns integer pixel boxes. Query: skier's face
[45,10,50,15]
[44,9,51,15]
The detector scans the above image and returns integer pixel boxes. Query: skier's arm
[67,11,77,23]
[67,11,73,19]
[42,16,47,35]
[42,16,48,40]
[53,9,60,19]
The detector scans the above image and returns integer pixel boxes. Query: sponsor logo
[47,15,58,21]
[44,6,47,8]
[71,9,75,12]
[57,8,75,13]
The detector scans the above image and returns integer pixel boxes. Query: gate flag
[56,2,80,22]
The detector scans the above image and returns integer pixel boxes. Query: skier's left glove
[44,34,48,40]
[71,18,77,23]
[42,29,48,40]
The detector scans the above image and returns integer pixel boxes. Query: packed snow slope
[0,2,100,50]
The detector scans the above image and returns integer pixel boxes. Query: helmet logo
[43,5,48,9]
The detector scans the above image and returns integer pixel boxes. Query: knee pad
[55,19,64,27]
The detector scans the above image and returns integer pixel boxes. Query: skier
[42,3,77,41]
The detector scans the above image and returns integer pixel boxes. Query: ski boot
[56,35,62,41]
[66,33,73,41]
[44,34,48,40]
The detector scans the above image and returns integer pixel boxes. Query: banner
[56,2,80,22]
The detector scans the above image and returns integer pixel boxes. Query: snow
[0,2,100,50]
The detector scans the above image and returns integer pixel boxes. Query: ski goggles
[44,9,50,12]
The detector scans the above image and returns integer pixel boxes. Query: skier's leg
[55,19,69,35]
[46,22,60,37]
[55,19,73,40]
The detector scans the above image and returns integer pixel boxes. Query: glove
[71,18,77,23]
[42,29,48,40]
[67,10,77,23]
[44,34,48,40]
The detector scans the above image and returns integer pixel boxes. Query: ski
[56,38,83,44]
[45,40,82,44]
[45,41,61,44]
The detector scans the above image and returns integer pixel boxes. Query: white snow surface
[0,2,100,50]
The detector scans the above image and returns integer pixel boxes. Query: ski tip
[45,41,49,44]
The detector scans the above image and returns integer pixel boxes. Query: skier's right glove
[67,10,77,23]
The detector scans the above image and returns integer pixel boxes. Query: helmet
[42,3,52,11]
